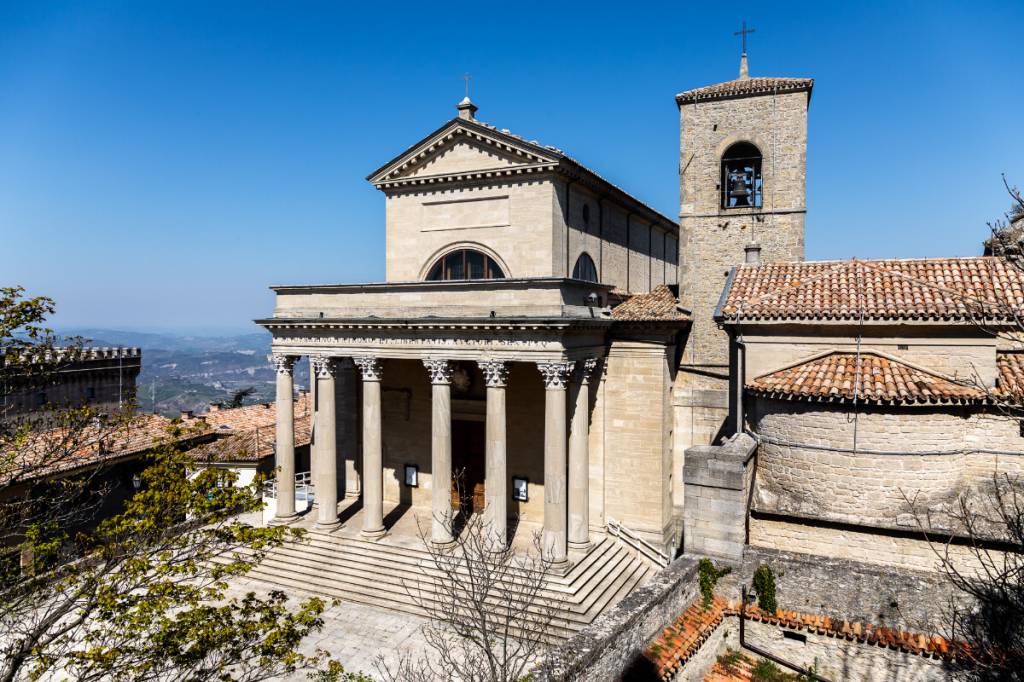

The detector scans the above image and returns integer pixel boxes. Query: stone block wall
[739,620,953,682]
[749,399,1024,533]
[678,89,809,372]
[682,433,756,561]
[533,556,699,682]
[601,339,677,552]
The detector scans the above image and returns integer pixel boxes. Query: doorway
[451,419,485,516]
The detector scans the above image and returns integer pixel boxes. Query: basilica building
[259,52,1024,611]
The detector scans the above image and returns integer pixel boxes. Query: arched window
[721,142,763,209]
[572,252,598,283]
[425,249,506,281]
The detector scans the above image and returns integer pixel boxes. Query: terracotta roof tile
[611,285,689,322]
[719,257,1024,323]
[996,351,1024,397]
[676,77,813,104]
[187,394,312,463]
[748,351,985,405]
[644,597,961,681]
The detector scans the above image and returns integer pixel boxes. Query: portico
[264,278,614,563]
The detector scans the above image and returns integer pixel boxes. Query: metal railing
[263,471,313,502]
[606,516,671,568]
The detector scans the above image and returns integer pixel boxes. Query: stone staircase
[231,529,652,642]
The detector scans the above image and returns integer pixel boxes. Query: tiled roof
[747,351,985,405]
[187,394,313,463]
[644,597,958,681]
[611,285,690,322]
[736,602,956,660]
[643,597,727,680]
[676,77,813,104]
[719,257,1024,323]
[189,414,311,463]
[996,351,1024,397]
[3,396,314,485]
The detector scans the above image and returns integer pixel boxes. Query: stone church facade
[261,56,1024,584]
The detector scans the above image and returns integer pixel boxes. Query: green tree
[0,286,363,682]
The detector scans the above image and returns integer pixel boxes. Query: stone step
[268,535,634,611]
[244,542,637,626]
[222,529,652,642]
[237,562,581,642]
[302,529,619,589]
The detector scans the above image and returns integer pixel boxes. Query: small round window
[425,249,506,281]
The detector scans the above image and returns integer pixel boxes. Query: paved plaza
[224,576,432,680]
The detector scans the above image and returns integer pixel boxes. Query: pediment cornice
[366,118,563,187]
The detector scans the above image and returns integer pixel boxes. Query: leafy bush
[698,558,731,608]
[753,563,778,614]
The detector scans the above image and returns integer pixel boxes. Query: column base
[567,540,593,553]
[546,558,573,576]
[314,520,342,531]
[361,527,386,540]
[431,538,457,550]
[270,513,300,525]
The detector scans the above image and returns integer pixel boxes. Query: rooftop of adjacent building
[718,255,1024,323]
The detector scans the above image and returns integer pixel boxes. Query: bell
[729,171,750,198]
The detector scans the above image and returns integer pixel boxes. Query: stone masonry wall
[683,433,756,561]
[749,399,1024,532]
[533,556,699,682]
[602,339,677,553]
[739,620,953,682]
[678,89,809,372]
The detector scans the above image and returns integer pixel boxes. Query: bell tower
[674,46,812,447]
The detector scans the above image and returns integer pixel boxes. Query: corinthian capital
[478,360,509,388]
[354,356,383,382]
[580,357,600,385]
[537,361,575,390]
[422,359,453,385]
[272,354,296,375]
[311,355,337,379]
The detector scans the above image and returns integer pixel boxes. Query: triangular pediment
[367,119,563,186]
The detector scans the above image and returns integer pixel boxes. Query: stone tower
[673,56,812,450]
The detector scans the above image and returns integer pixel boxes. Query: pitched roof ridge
[755,348,971,387]
[728,259,856,318]
[857,257,1015,315]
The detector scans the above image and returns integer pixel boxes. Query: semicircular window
[572,252,598,283]
[425,249,506,281]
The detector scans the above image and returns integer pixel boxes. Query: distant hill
[57,328,310,416]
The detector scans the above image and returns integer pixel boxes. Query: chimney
[744,243,762,264]
[456,96,478,121]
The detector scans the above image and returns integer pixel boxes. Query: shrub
[753,563,778,614]
[698,558,731,608]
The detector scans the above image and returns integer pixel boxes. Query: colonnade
[272,353,600,565]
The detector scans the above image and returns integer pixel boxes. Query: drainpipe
[734,334,745,436]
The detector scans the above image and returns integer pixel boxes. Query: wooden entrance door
[451,420,485,515]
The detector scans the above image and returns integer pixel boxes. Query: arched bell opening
[721,141,763,209]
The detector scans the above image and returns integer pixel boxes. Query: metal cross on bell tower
[733,21,755,79]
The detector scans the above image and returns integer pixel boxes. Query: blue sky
[1,1,1022,333]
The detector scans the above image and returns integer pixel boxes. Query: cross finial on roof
[734,21,755,80]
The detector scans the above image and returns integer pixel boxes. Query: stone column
[423,359,454,546]
[568,358,598,550]
[312,356,340,529]
[538,361,574,569]
[355,356,385,539]
[480,359,509,549]
[273,354,298,521]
